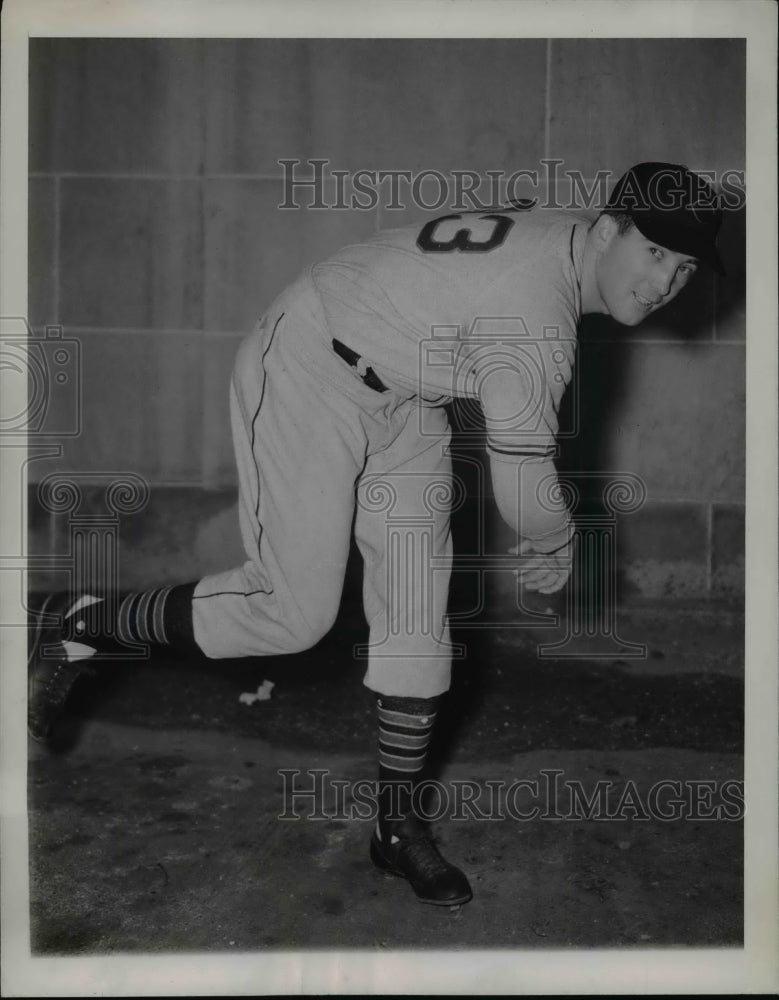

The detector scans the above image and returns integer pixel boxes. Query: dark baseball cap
[606,161,725,274]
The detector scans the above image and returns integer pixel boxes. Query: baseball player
[29,162,724,907]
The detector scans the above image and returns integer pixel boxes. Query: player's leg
[28,288,370,740]
[188,305,366,659]
[354,404,472,905]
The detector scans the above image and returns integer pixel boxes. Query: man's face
[595,221,700,326]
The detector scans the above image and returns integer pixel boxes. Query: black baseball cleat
[28,593,97,742]
[370,826,473,906]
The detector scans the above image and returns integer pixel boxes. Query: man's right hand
[508,534,577,594]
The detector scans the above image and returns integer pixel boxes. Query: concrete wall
[28,38,745,601]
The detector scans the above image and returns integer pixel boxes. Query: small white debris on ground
[239,680,275,705]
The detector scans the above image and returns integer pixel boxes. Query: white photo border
[1,0,776,995]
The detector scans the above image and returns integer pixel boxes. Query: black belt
[332,339,388,393]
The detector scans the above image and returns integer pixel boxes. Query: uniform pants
[192,276,454,698]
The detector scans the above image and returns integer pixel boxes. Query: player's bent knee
[277,606,340,655]
[280,622,333,654]
[233,584,341,656]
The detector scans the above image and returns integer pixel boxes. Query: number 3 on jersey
[416,212,516,253]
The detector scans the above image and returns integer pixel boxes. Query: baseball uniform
[190,205,587,697]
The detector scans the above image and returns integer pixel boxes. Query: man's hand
[508,533,577,594]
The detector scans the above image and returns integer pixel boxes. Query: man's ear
[593,214,619,251]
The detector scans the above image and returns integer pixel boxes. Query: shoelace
[396,834,451,880]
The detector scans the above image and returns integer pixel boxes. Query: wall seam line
[544,38,552,163]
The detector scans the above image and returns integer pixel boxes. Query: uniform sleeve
[477,328,576,458]
[470,274,578,542]
[490,453,573,546]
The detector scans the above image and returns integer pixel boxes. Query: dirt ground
[26,594,744,958]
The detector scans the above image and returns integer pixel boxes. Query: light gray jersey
[312,206,588,457]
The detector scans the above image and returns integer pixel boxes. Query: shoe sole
[369,835,473,906]
[27,593,59,742]
[27,594,93,742]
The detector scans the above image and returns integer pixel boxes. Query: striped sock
[377,695,439,775]
[60,583,198,654]
[116,587,175,646]
[117,582,198,650]
[376,694,440,840]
